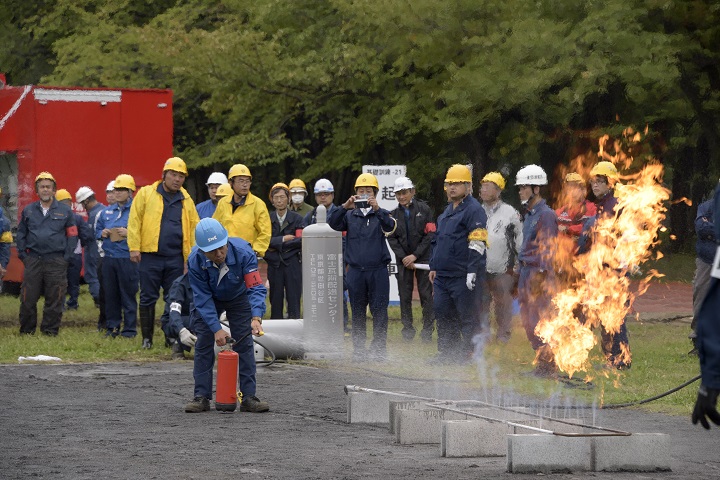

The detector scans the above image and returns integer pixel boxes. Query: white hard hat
[313,178,334,194]
[75,186,94,203]
[393,176,414,193]
[515,165,548,186]
[206,172,228,185]
[106,181,115,192]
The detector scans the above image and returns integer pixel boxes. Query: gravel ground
[1,359,719,480]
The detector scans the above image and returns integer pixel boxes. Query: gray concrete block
[389,401,427,434]
[507,434,593,473]
[346,392,397,424]
[593,433,671,472]
[441,420,508,457]
[396,408,468,445]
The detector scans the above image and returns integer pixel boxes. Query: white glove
[466,273,476,291]
[179,328,197,348]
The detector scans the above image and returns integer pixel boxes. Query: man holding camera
[328,173,396,361]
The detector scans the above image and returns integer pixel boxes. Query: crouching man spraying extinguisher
[184,218,269,413]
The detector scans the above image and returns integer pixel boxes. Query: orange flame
[538,152,670,378]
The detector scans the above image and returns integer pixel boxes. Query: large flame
[536,136,670,379]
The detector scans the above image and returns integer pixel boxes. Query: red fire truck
[0,73,173,290]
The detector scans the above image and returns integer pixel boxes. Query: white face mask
[291,194,304,204]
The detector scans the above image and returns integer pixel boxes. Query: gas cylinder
[215,347,239,412]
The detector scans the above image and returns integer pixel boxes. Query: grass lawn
[0,287,701,417]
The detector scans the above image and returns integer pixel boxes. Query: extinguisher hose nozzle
[226,329,264,346]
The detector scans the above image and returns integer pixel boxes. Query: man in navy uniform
[185,218,269,413]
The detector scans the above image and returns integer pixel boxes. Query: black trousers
[267,257,302,319]
[396,264,434,338]
[19,255,68,335]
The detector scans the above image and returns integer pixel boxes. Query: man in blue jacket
[195,172,228,219]
[96,175,139,338]
[328,173,396,361]
[515,164,558,377]
[16,172,78,336]
[692,181,720,430]
[76,186,105,308]
[429,165,488,364]
[690,194,716,354]
[185,218,269,413]
[160,273,197,359]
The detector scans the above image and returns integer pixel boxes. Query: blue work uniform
[96,199,139,337]
[518,198,558,351]
[196,199,217,220]
[593,190,631,367]
[429,195,488,362]
[327,205,396,358]
[696,184,720,390]
[160,273,195,350]
[66,212,94,309]
[188,238,267,400]
[16,198,78,335]
[265,209,303,319]
[693,198,716,325]
[83,202,105,301]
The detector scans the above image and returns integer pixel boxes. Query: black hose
[253,338,277,367]
[226,332,278,367]
[601,374,701,409]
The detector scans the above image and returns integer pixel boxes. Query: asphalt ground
[2,356,719,480]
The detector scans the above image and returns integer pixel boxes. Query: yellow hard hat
[355,173,379,189]
[288,178,307,192]
[35,171,56,184]
[269,182,290,201]
[216,183,233,198]
[589,161,619,181]
[55,189,72,202]
[481,172,506,190]
[564,172,585,185]
[114,174,136,191]
[228,164,252,180]
[163,157,188,176]
[445,164,472,183]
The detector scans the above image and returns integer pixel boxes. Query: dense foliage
[2,0,718,248]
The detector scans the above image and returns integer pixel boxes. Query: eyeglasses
[315,192,332,197]
[234,179,251,186]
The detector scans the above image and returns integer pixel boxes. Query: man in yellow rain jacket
[212,164,271,257]
[128,157,200,349]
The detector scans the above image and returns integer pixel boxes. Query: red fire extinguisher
[215,338,239,412]
[215,330,263,412]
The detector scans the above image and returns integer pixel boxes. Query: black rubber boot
[139,305,155,349]
[170,341,185,360]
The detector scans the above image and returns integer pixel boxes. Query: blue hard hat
[195,218,229,252]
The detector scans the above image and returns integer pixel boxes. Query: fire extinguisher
[215,330,264,412]
[215,337,240,412]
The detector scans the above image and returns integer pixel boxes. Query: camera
[354,195,370,209]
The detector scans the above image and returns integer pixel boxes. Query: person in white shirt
[478,172,523,343]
